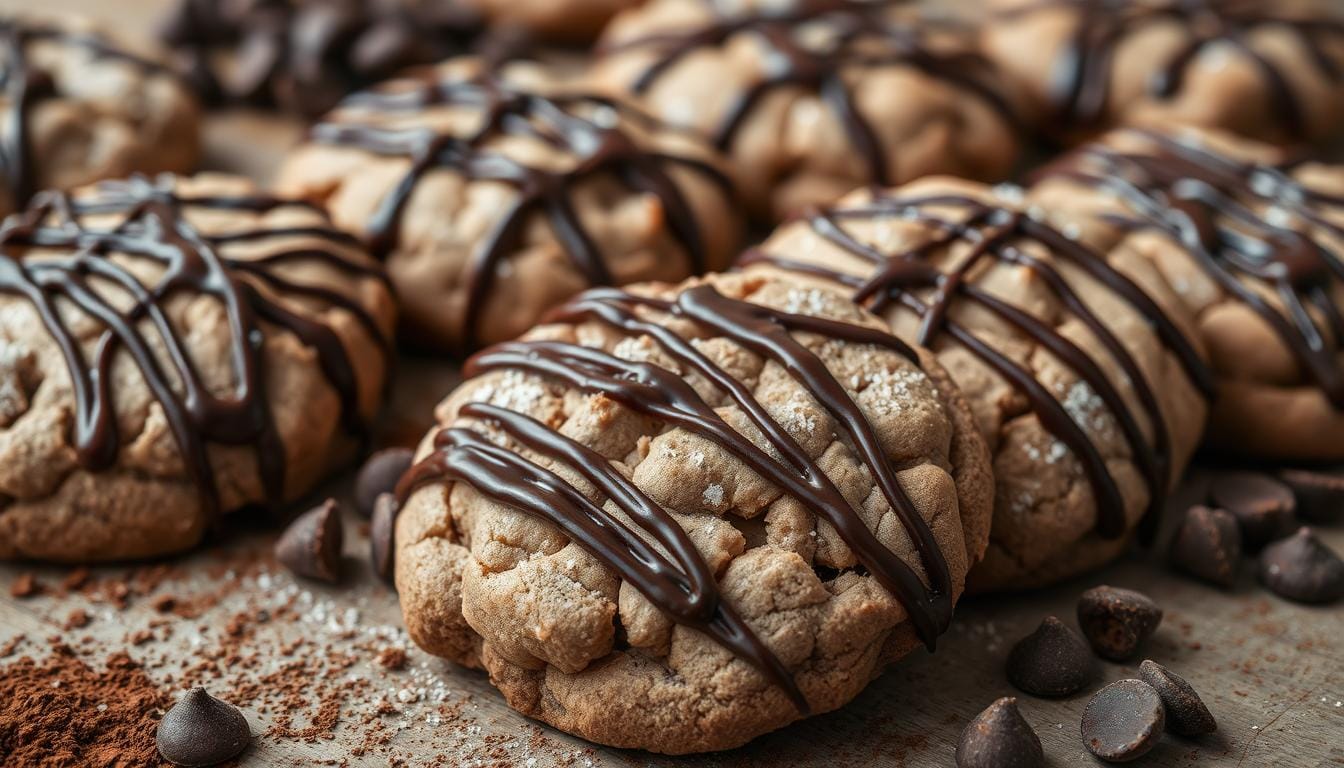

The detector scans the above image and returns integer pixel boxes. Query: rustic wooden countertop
[0,0,1341,765]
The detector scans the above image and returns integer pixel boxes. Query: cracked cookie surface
[394,272,992,753]
[0,173,395,562]
[741,177,1211,590]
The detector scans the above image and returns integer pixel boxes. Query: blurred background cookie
[592,0,1023,221]
[276,57,743,353]
[0,16,200,215]
[741,177,1212,589]
[0,173,395,562]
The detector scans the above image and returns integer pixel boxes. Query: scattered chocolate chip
[1170,505,1241,588]
[370,492,399,583]
[1277,467,1344,523]
[9,572,41,598]
[1138,660,1216,736]
[956,697,1045,768]
[1076,585,1163,662]
[355,447,415,517]
[1207,471,1295,549]
[1081,679,1165,763]
[1006,616,1097,698]
[274,498,344,584]
[156,687,250,766]
[1258,527,1344,604]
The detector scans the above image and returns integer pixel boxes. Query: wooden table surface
[1,1,1342,765]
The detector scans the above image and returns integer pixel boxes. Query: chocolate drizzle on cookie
[0,20,170,209]
[740,192,1213,539]
[0,176,391,514]
[600,0,1017,185]
[998,0,1344,137]
[1038,129,1344,406]
[398,283,957,712]
[309,69,730,350]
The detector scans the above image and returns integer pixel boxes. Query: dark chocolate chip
[356,447,415,518]
[1076,585,1163,662]
[1207,471,1295,549]
[1006,616,1097,698]
[1081,679,1165,763]
[1170,505,1241,588]
[1138,660,1216,736]
[1277,467,1344,523]
[156,687,250,767]
[274,498,344,584]
[371,492,399,584]
[956,697,1045,768]
[1258,527,1344,604]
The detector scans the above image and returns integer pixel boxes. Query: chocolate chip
[1076,585,1163,662]
[956,697,1045,768]
[274,498,344,584]
[1207,471,1295,549]
[156,687,250,766]
[370,492,399,584]
[1138,660,1216,736]
[356,447,415,517]
[1170,505,1241,588]
[1081,679,1165,763]
[1277,467,1344,523]
[1006,616,1097,698]
[1258,527,1344,604]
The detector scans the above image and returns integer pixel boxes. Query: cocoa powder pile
[0,641,172,766]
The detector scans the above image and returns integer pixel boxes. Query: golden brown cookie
[741,177,1212,590]
[461,0,640,43]
[1030,126,1344,460]
[0,17,200,216]
[276,57,742,353]
[0,174,396,562]
[592,0,1023,221]
[394,272,993,752]
[981,0,1344,145]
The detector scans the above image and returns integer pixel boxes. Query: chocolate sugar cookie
[0,17,200,217]
[0,174,395,562]
[1031,127,1344,460]
[592,0,1022,220]
[394,272,994,752]
[982,0,1344,144]
[277,57,741,353]
[742,177,1212,589]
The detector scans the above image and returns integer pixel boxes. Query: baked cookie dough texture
[0,17,200,216]
[741,177,1212,590]
[277,57,742,352]
[0,174,395,562]
[1030,126,1344,461]
[981,0,1344,145]
[592,0,1023,221]
[394,272,994,753]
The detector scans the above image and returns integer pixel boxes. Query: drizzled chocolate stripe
[600,0,1017,185]
[0,176,391,514]
[398,283,956,711]
[1036,130,1344,407]
[309,70,730,351]
[997,0,1344,136]
[741,192,1213,539]
[0,20,171,208]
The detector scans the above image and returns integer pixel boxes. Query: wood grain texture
[0,0,1342,765]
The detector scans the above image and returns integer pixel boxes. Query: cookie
[982,0,1344,145]
[591,0,1022,221]
[158,0,482,117]
[461,0,639,43]
[741,177,1211,589]
[0,17,200,217]
[0,174,396,562]
[1030,127,1344,460]
[394,272,994,752]
[276,57,742,353]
